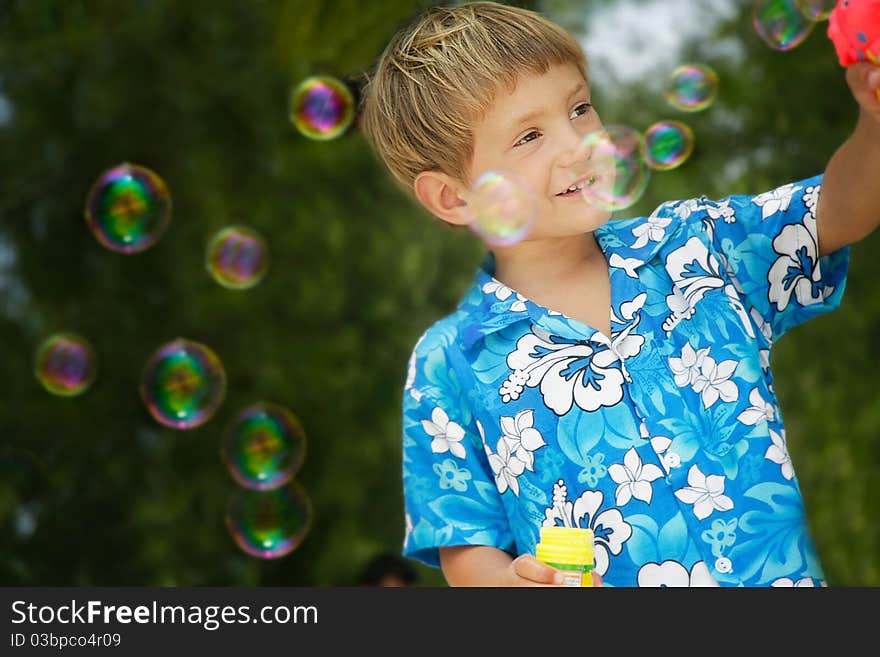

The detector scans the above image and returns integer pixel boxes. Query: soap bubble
[206,226,269,290]
[466,170,538,246]
[644,121,695,171]
[289,76,355,141]
[753,0,816,51]
[85,163,171,253]
[226,483,312,559]
[140,338,226,430]
[568,125,650,212]
[221,402,306,491]
[664,64,719,112]
[34,333,97,397]
[795,0,836,22]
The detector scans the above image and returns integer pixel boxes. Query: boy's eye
[514,130,540,147]
[570,103,593,119]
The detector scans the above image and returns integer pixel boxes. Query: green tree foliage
[0,0,877,587]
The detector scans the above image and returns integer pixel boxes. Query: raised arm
[816,63,880,257]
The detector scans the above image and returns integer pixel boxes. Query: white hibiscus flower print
[608,253,644,278]
[691,352,739,409]
[674,464,734,520]
[421,407,466,459]
[543,479,633,577]
[737,387,776,426]
[608,448,665,506]
[482,280,527,312]
[668,341,710,388]
[665,236,726,308]
[662,285,696,334]
[504,327,625,415]
[803,185,819,217]
[637,560,719,587]
[705,198,736,223]
[499,410,547,471]
[765,428,794,480]
[752,183,802,221]
[486,436,526,496]
[632,213,672,249]
[768,219,825,313]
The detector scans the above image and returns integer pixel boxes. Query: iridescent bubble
[85,163,171,253]
[466,170,538,246]
[644,121,695,171]
[664,64,720,112]
[221,403,306,491]
[206,226,269,290]
[140,338,226,430]
[568,125,650,212]
[753,0,816,51]
[289,76,355,141]
[227,482,312,559]
[34,333,97,397]
[795,0,836,22]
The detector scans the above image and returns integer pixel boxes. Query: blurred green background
[0,0,877,587]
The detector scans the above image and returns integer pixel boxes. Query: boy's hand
[846,62,880,123]
[505,554,603,587]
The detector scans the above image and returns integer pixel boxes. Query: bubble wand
[827,0,880,100]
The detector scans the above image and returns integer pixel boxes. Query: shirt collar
[458,208,684,350]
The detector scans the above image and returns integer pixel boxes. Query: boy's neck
[491,232,606,295]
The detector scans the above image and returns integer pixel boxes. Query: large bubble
[226,483,312,559]
[466,170,538,246]
[85,163,171,253]
[206,226,269,290]
[753,0,816,51]
[140,338,226,430]
[34,333,97,397]
[567,125,650,212]
[221,403,307,491]
[644,121,695,171]
[664,64,720,112]
[289,76,355,141]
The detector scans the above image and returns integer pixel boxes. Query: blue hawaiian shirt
[401,174,849,587]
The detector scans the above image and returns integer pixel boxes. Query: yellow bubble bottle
[535,526,595,587]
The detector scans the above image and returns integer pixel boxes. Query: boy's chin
[554,203,612,233]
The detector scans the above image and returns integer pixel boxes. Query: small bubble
[289,76,355,141]
[753,0,816,51]
[664,64,720,112]
[206,226,269,290]
[226,483,312,559]
[85,163,171,253]
[140,338,226,430]
[644,121,695,171]
[34,333,97,397]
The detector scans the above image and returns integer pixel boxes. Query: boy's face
[468,62,612,242]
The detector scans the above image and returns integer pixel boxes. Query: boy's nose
[555,137,592,175]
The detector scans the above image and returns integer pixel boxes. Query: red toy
[828,0,880,66]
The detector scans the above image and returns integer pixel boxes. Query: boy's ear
[413,170,470,227]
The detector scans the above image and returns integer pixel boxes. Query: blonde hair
[359,1,588,193]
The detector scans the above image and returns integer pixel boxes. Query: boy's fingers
[591,570,603,587]
[513,554,560,584]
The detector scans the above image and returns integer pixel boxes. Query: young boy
[360,1,880,586]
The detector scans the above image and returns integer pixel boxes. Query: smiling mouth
[556,175,597,197]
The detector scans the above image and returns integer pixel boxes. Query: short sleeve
[694,175,849,342]
[401,346,514,569]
